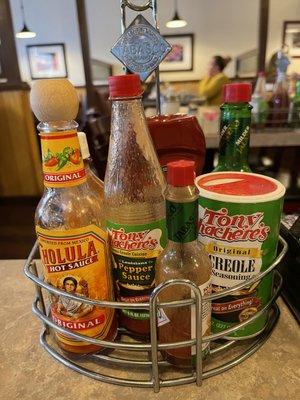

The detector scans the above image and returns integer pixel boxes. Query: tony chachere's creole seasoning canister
[196,172,285,337]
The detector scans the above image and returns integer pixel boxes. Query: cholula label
[36,225,114,348]
[40,130,86,188]
[107,219,167,320]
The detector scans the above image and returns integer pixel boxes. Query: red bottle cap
[258,71,265,77]
[223,83,252,103]
[167,159,195,187]
[108,74,143,98]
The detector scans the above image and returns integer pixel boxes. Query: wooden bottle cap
[30,79,79,122]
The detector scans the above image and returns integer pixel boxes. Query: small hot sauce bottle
[156,160,212,367]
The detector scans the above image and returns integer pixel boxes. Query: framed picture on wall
[160,34,194,72]
[27,43,68,79]
[235,49,258,78]
[283,21,300,58]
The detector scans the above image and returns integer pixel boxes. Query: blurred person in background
[199,55,231,106]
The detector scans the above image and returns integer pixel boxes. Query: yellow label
[205,242,262,258]
[36,225,114,348]
[40,130,86,188]
[111,247,162,259]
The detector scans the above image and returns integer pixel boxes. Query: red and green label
[107,219,167,320]
[40,131,86,187]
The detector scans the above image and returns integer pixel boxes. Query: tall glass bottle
[104,74,167,335]
[289,80,300,129]
[31,79,117,354]
[251,72,269,129]
[214,83,252,172]
[267,50,290,128]
[156,160,212,367]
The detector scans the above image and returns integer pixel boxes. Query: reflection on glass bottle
[251,72,269,130]
[267,51,290,128]
[289,80,300,129]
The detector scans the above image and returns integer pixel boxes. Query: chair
[85,114,111,180]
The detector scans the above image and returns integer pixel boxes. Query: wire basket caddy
[24,236,287,392]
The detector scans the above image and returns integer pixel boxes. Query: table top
[1,259,300,400]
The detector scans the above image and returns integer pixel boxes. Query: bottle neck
[110,96,147,151]
[106,94,166,200]
[38,120,87,189]
[165,185,198,244]
[84,158,102,180]
[276,71,287,83]
[111,96,143,123]
[254,76,266,97]
[216,103,251,172]
[83,158,92,171]
[38,120,78,132]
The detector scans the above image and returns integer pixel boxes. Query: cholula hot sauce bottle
[31,79,117,354]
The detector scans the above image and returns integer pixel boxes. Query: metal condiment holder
[24,1,289,392]
[115,0,165,114]
[24,236,287,392]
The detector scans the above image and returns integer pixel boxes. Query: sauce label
[219,116,251,156]
[166,200,198,243]
[36,225,114,348]
[107,219,167,320]
[40,130,86,188]
[198,200,283,337]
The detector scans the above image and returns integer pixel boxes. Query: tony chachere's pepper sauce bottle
[104,74,167,336]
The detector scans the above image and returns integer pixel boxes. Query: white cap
[77,132,90,159]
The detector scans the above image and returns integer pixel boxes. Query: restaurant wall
[9,0,300,86]
[9,0,85,85]
[86,0,259,80]
[267,0,300,74]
